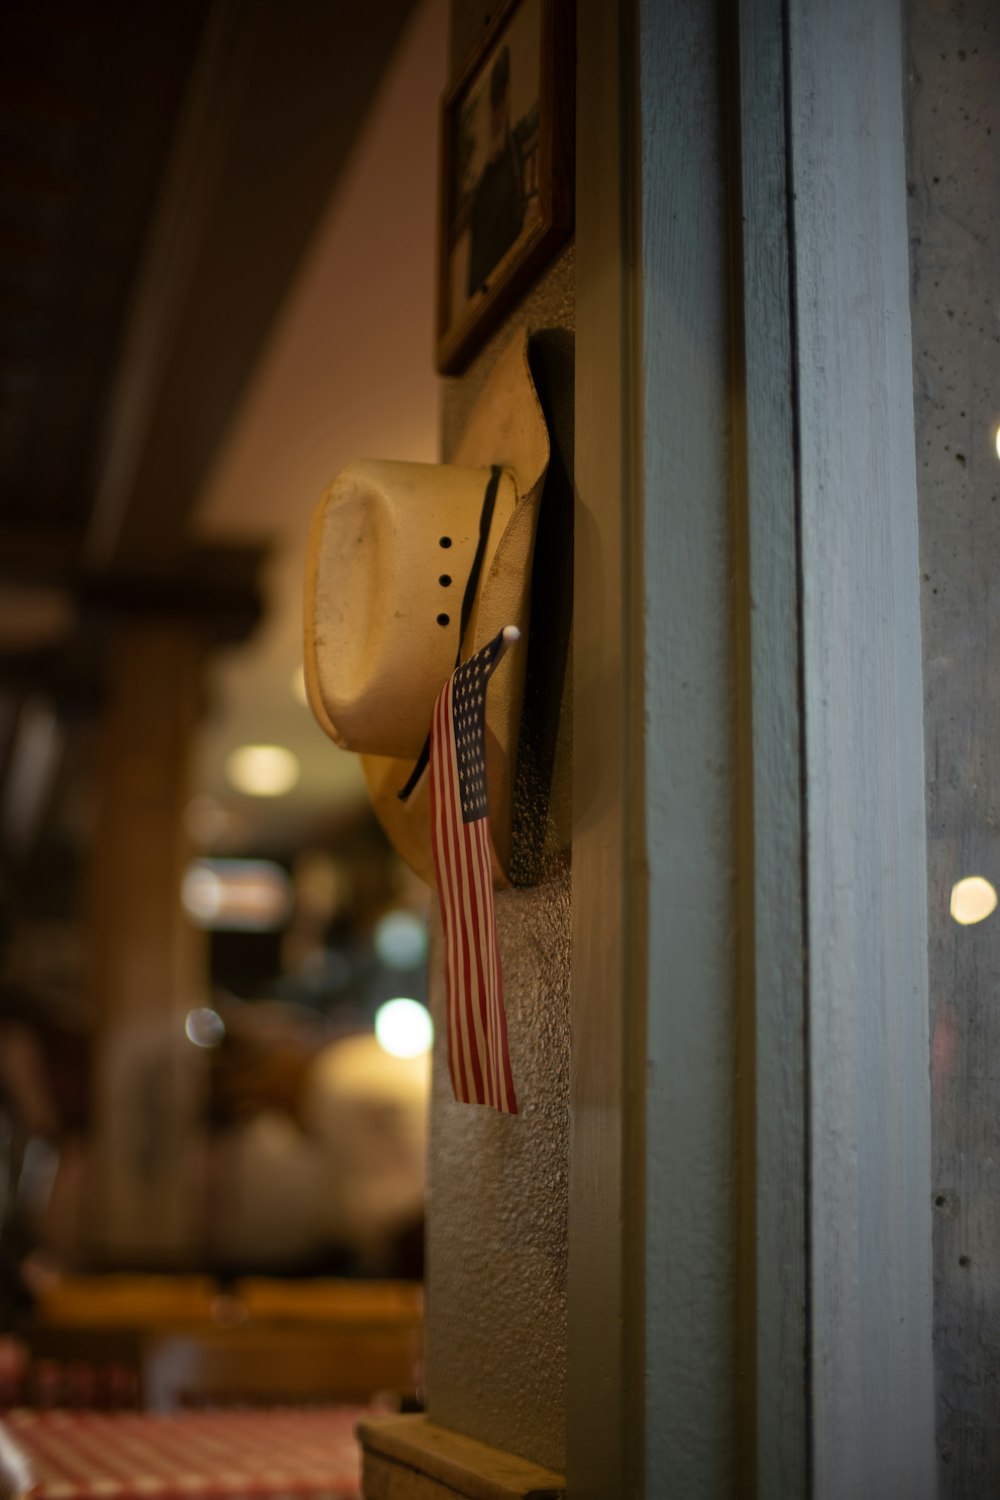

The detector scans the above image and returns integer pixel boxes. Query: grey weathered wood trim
[787,0,936,1492]
[636,0,741,1492]
[730,0,809,1493]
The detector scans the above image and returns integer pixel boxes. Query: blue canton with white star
[453,634,503,823]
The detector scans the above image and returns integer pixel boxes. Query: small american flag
[429,625,519,1114]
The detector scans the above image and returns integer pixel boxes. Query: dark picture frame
[436,0,575,375]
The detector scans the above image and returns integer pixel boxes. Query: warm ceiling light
[375,998,433,1059]
[995,424,1000,462]
[225,744,300,797]
[950,875,998,926]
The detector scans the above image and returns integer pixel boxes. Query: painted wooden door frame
[568,0,935,1494]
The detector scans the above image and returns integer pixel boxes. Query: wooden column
[85,617,207,1266]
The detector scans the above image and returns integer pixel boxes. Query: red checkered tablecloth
[1,1408,366,1500]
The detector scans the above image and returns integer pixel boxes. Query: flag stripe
[474,779,503,1109]
[430,684,463,1100]
[441,682,477,1105]
[452,681,491,1104]
[476,818,503,1110]
[475,817,507,1111]
[472,819,499,1108]
[446,681,485,1104]
[428,628,519,1113]
[476,816,515,1112]
[478,814,515,1112]
[461,814,494,1106]
[435,676,478,1104]
[446,697,487,1104]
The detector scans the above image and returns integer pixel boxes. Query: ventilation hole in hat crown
[437,613,450,627]
[439,535,452,548]
[439,574,452,587]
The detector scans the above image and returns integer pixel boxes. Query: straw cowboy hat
[303,329,549,887]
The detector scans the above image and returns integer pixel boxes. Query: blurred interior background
[0,0,450,1410]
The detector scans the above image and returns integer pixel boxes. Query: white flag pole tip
[501,625,521,646]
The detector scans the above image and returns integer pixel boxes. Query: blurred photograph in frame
[436,0,574,374]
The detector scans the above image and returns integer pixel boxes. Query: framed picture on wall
[436,0,574,375]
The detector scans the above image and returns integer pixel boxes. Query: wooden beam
[85,617,206,1266]
[86,0,417,569]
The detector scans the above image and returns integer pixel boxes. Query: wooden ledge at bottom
[357,1415,565,1500]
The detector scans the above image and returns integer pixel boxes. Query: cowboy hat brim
[360,329,549,887]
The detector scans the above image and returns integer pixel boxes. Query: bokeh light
[375,998,433,1058]
[185,1007,226,1048]
[950,875,998,926]
[225,744,300,797]
[374,910,429,970]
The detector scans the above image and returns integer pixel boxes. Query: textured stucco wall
[425,852,571,1472]
[424,12,573,1461]
[904,2,1000,1493]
